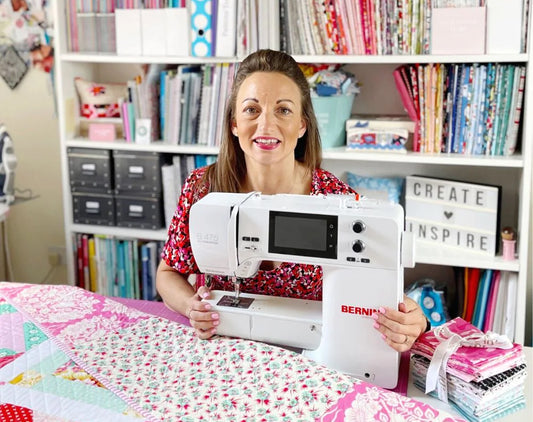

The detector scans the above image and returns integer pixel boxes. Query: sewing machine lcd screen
[268,211,337,259]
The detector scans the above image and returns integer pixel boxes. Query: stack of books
[410,318,527,421]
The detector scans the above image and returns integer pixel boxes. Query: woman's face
[232,72,307,168]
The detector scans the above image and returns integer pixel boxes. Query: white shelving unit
[53,2,531,344]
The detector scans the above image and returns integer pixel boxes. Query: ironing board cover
[0,282,465,422]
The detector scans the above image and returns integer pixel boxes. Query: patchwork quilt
[0,282,465,422]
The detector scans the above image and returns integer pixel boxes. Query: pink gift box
[88,123,116,141]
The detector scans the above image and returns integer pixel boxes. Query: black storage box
[72,193,115,226]
[115,194,164,230]
[68,147,113,194]
[113,150,162,197]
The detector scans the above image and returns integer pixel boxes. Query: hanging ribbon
[425,325,513,402]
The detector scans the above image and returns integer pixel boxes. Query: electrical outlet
[48,246,66,266]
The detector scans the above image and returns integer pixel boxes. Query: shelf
[79,117,121,124]
[66,139,524,167]
[60,52,529,65]
[66,139,220,155]
[415,243,520,272]
[71,224,167,241]
[322,149,524,167]
[294,54,529,64]
[60,53,241,64]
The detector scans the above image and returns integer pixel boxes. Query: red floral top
[161,166,356,300]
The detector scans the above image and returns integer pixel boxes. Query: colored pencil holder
[312,94,355,149]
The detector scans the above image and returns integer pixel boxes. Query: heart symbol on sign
[444,211,453,219]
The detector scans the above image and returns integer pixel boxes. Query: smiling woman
[208,48,323,194]
[231,71,308,194]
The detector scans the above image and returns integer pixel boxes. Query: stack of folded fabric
[410,317,528,421]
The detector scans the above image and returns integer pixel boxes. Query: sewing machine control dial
[352,240,365,253]
[352,220,366,233]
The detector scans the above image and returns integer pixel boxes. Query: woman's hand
[372,296,428,352]
[185,285,220,339]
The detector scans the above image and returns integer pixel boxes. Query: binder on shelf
[472,269,493,329]
[215,0,237,57]
[190,0,213,57]
[141,9,166,56]
[115,8,142,56]
[392,67,420,151]
[165,7,190,56]
[268,0,280,50]
[95,13,116,53]
[483,270,501,332]
[77,13,98,52]
[486,0,523,54]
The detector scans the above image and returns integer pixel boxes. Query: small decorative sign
[404,176,501,256]
[0,46,28,89]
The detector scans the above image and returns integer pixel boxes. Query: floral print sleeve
[161,167,357,301]
[161,167,209,276]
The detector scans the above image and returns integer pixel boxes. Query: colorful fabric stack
[410,317,528,422]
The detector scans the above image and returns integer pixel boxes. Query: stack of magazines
[410,318,527,421]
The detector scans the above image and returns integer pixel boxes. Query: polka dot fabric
[0,404,33,422]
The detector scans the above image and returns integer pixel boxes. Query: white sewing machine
[190,192,414,389]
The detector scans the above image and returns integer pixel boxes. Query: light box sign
[404,176,501,256]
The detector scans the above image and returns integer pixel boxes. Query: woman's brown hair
[203,49,322,193]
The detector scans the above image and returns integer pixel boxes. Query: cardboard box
[141,9,166,56]
[115,9,142,56]
[68,147,113,194]
[72,193,115,226]
[115,194,164,230]
[431,7,486,55]
[346,115,415,152]
[113,150,163,197]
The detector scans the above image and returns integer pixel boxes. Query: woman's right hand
[186,285,220,339]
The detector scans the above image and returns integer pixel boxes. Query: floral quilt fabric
[0,283,465,422]
[0,295,143,422]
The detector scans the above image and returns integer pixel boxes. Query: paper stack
[410,318,527,421]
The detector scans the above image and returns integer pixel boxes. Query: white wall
[0,68,67,285]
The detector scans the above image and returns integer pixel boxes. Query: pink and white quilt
[0,282,465,422]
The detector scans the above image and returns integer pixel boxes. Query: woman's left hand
[372,296,428,352]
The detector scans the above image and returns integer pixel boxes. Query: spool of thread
[501,227,516,261]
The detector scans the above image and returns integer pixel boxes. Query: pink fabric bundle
[411,317,525,383]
